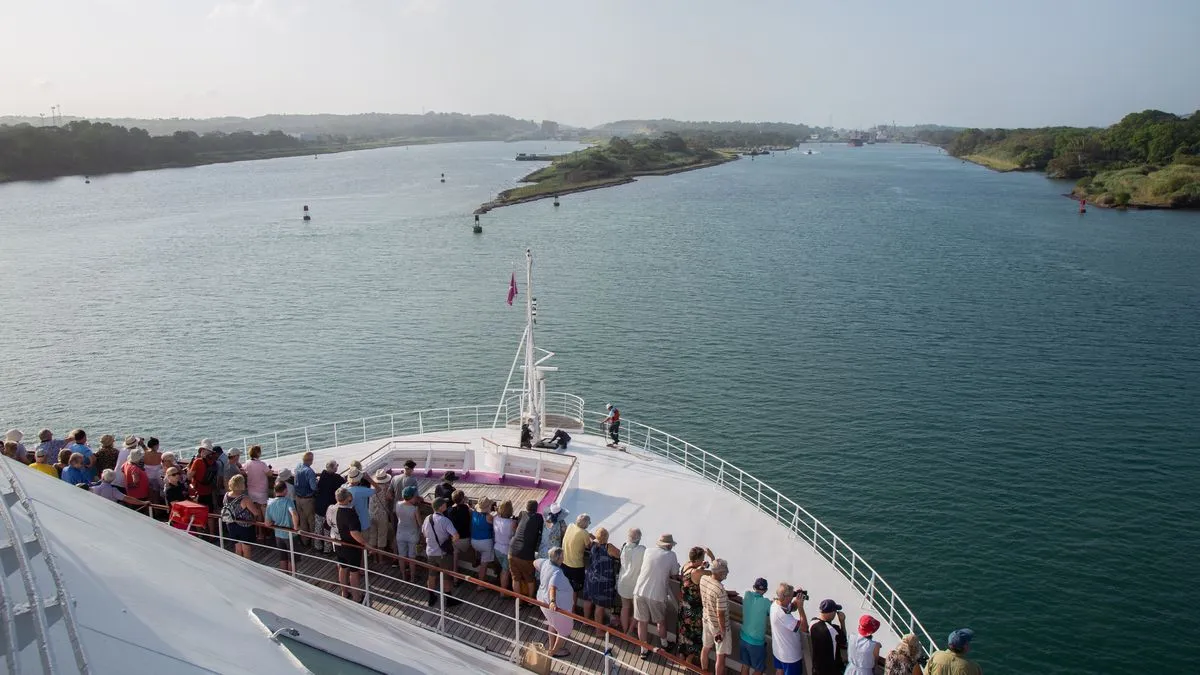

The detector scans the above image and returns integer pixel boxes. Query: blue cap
[948,628,974,650]
[753,578,768,591]
[819,599,842,613]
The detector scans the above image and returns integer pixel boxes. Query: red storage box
[170,501,209,533]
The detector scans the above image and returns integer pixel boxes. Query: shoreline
[958,154,1025,173]
[0,136,499,184]
[475,153,738,214]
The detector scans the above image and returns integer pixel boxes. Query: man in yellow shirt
[29,447,59,477]
[560,513,593,610]
[926,628,983,675]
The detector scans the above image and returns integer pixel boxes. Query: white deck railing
[588,411,938,655]
[194,393,587,461]
[186,392,934,654]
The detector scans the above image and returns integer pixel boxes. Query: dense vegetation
[941,110,1200,207]
[0,120,335,181]
[478,133,734,212]
[594,119,817,147]
[0,112,540,142]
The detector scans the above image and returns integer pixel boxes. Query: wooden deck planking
[413,477,546,507]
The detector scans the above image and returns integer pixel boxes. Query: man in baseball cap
[926,628,981,675]
[810,599,847,675]
[738,577,773,674]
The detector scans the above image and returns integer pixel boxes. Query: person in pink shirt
[243,445,272,538]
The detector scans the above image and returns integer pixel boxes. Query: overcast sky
[4,0,1198,128]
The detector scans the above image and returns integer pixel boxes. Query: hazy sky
[4,0,1198,128]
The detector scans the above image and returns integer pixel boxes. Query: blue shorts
[773,657,803,675]
[739,642,766,671]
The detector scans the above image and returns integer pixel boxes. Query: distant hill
[591,119,818,142]
[0,112,541,142]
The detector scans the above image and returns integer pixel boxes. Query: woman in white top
[491,500,518,591]
[616,527,645,633]
[535,546,575,658]
[848,614,883,675]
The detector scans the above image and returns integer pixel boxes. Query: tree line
[0,121,325,181]
[944,110,1200,178]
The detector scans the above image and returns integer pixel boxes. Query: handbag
[521,642,552,675]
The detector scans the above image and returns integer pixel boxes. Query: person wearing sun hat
[632,533,679,659]
[365,468,394,564]
[345,466,374,542]
[5,429,29,463]
[846,614,883,675]
[926,628,981,675]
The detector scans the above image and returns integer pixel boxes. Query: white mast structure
[492,248,556,439]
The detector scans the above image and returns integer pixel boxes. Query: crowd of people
[3,426,981,675]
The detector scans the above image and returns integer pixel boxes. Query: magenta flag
[507,272,518,306]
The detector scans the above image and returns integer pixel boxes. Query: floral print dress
[676,562,705,658]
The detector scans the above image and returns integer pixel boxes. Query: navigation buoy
[1079,198,1086,214]
[553,195,560,207]
[303,205,311,221]
[440,172,446,183]
[473,214,482,234]
[84,175,90,184]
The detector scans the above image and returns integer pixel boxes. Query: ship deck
[279,425,905,652]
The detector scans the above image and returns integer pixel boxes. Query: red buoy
[1078,198,1086,214]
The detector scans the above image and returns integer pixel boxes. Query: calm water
[2,142,1198,673]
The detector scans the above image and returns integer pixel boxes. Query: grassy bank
[961,153,1023,172]
[1073,163,1200,208]
[476,134,737,214]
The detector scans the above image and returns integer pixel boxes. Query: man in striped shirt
[700,558,732,673]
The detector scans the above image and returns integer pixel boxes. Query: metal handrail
[588,410,937,655]
[151,504,702,674]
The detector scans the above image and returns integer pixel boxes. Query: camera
[793,588,809,601]
[917,655,929,667]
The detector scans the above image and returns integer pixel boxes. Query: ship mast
[492,248,555,438]
[522,248,543,439]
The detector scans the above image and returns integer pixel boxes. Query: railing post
[363,550,372,607]
[218,517,226,550]
[513,596,522,659]
[288,532,296,578]
[866,571,877,607]
[645,427,651,454]
[274,432,280,458]
[446,408,450,430]
[811,516,818,547]
[390,414,395,438]
[419,411,424,435]
[603,632,612,675]
[437,571,446,634]
[304,428,310,452]
[333,423,339,448]
[362,417,367,442]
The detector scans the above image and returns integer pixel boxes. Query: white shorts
[471,538,495,563]
[633,597,666,624]
[703,623,732,655]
